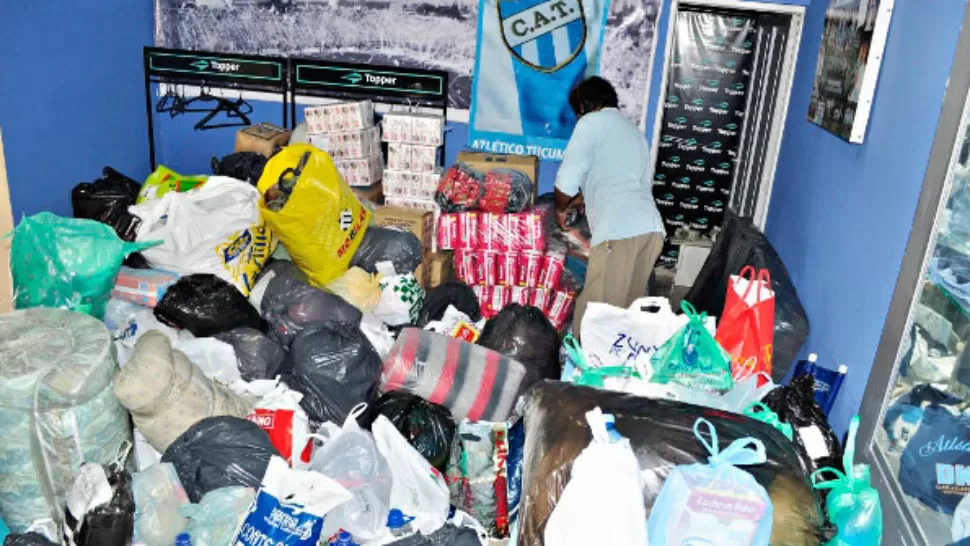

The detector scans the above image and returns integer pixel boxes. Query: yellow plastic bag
[257,144,370,287]
[327,267,383,313]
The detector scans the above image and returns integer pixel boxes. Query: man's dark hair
[568,76,619,117]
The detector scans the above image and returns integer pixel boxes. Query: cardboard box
[352,182,384,205]
[382,112,445,146]
[384,196,438,212]
[456,151,539,200]
[334,153,383,187]
[305,100,375,133]
[235,123,292,157]
[416,251,454,288]
[373,206,435,255]
[309,126,381,159]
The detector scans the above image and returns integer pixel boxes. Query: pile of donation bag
[0,99,879,546]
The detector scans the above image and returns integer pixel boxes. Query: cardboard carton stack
[382,112,445,210]
[305,100,383,187]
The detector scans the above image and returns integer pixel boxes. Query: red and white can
[519,251,543,288]
[504,213,525,251]
[477,212,502,250]
[472,284,486,302]
[496,251,519,286]
[475,250,498,285]
[520,211,546,251]
[487,285,511,317]
[539,251,566,290]
[455,249,477,285]
[476,285,493,318]
[531,288,551,313]
[548,290,576,330]
[458,211,480,249]
[437,213,459,250]
[509,286,530,306]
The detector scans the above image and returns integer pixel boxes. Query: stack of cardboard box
[382,112,445,210]
[305,100,383,187]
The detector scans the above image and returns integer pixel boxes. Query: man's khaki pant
[573,232,665,341]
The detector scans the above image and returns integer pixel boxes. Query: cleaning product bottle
[387,509,415,538]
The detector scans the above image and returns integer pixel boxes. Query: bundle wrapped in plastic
[178,486,255,546]
[132,463,189,546]
[436,163,485,213]
[0,309,133,533]
[381,328,529,423]
[516,381,828,546]
[481,169,533,213]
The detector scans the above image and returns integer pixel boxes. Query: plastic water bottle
[387,509,415,538]
[329,531,358,545]
[603,414,624,443]
[174,533,192,546]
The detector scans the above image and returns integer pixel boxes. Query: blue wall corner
[0,2,154,218]
[765,0,968,435]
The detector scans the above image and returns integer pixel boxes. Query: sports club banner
[468,0,609,161]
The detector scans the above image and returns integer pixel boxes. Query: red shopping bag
[715,266,775,382]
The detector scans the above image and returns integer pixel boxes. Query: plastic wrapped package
[478,304,560,387]
[438,212,546,253]
[382,328,529,423]
[132,463,188,546]
[685,211,809,382]
[327,267,383,313]
[516,381,827,546]
[257,144,371,288]
[214,327,285,382]
[114,331,253,453]
[416,281,482,328]
[310,126,381,159]
[284,321,383,424]
[481,170,533,213]
[179,486,255,546]
[62,459,136,546]
[260,261,363,348]
[11,213,157,318]
[110,267,179,308]
[0,309,133,533]
[162,416,281,503]
[351,226,423,276]
[154,274,264,337]
[762,374,844,478]
[436,163,485,213]
[358,392,457,473]
[304,100,375,133]
[71,167,142,243]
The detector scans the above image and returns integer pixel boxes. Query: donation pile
[0,98,880,546]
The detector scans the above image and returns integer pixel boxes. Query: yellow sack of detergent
[258,144,370,287]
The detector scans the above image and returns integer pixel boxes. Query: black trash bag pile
[517,380,828,546]
[685,210,809,382]
[215,326,285,381]
[162,416,280,503]
[154,274,263,337]
[63,464,135,546]
[351,226,423,276]
[358,392,457,473]
[283,321,383,423]
[211,152,268,185]
[4,534,58,546]
[71,167,148,268]
[478,304,559,386]
[762,373,844,478]
[416,281,482,328]
[260,261,362,348]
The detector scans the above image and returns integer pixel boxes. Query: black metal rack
[143,47,289,170]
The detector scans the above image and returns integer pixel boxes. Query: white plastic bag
[130,176,276,296]
[373,272,425,327]
[310,405,393,542]
[544,407,648,546]
[581,297,716,373]
[132,463,189,546]
[241,380,311,469]
[105,297,194,366]
[232,456,352,546]
[176,338,242,388]
[360,314,397,359]
[372,415,450,536]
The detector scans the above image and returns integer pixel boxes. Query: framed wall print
[807,0,895,143]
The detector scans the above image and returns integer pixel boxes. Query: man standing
[555,76,665,339]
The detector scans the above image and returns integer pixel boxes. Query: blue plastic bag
[812,416,883,546]
[647,418,773,546]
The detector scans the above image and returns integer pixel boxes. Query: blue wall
[765,0,969,435]
[0,2,154,218]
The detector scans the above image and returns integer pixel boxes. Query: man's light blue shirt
[555,108,665,247]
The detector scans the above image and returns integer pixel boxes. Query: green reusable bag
[650,301,734,392]
[11,212,159,318]
[562,334,643,389]
[744,402,794,441]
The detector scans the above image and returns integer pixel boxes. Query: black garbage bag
[284,321,383,423]
[762,373,844,479]
[351,226,423,276]
[4,534,58,546]
[387,524,483,546]
[358,392,457,472]
[478,304,559,386]
[63,463,135,546]
[162,416,280,503]
[684,210,809,382]
[260,261,362,348]
[215,326,286,381]
[211,152,268,185]
[154,274,263,337]
[415,281,482,328]
[71,167,147,268]
[517,380,828,546]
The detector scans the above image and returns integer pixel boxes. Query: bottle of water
[329,530,358,545]
[387,509,415,538]
[174,533,192,546]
